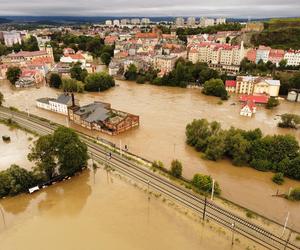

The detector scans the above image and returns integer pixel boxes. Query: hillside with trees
[251,18,300,50]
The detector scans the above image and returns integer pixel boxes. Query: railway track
[0,107,299,250]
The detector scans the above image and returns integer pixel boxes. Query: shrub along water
[186,119,300,180]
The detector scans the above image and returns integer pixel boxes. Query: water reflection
[37,170,92,216]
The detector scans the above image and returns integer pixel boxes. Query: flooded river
[0,170,259,250]
[0,79,300,231]
[0,124,34,171]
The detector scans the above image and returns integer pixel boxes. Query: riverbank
[1,79,300,231]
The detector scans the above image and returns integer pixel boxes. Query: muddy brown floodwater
[0,124,34,171]
[0,170,261,250]
[0,79,300,231]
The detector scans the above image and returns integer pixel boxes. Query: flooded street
[0,79,300,231]
[0,124,34,171]
[0,170,259,250]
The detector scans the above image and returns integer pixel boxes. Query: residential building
[105,20,113,26]
[113,20,120,26]
[153,55,177,76]
[225,80,236,93]
[268,49,284,65]
[141,18,151,24]
[121,19,130,25]
[256,45,271,63]
[2,31,22,46]
[36,94,74,115]
[200,17,215,27]
[175,17,185,27]
[216,18,226,25]
[284,50,300,66]
[236,76,280,97]
[131,18,141,25]
[240,101,256,117]
[187,17,196,27]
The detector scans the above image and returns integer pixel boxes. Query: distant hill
[251,18,300,50]
[0,18,12,24]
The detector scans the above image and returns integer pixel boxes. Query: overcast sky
[0,0,299,18]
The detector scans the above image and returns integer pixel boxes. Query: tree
[278,113,300,129]
[0,91,3,106]
[205,134,226,161]
[28,135,57,181]
[1,165,36,196]
[22,36,39,51]
[62,78,84,93]
[49,73,62,89]
[100,52,112,66]
[0,43,8,56]
[279,59,288,69]
[6,66,21,84]
[84,72,115,92]
[170,160,183,178]
[124,64,138,81]
[70,63,88,82]
[266,97,279,109]
[53,127,88,176]
[192,173,221,194]
[202,78,228,100]
[272,173,284,185]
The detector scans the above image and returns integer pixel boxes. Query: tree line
[186,119,300,181]
[0,126,88,198]
[124,59,224,88]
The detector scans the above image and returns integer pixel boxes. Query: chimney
[71,93,75,107]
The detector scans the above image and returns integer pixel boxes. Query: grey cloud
[0,0,299,17]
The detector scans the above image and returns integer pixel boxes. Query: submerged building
[68,101,139,135]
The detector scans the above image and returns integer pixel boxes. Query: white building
[200,18,215,27]
[2,31,22,46]
[187,17,196,26]
[216,18,226,25]
[113,19,120,26]
[131,18,141,25]
[141,18,151,24]
[175,17,185,27]
[256,46,271,63]
[105,20,113,26]
[284,50,300,66]
[36,94,73,115]
[121,19,130,25]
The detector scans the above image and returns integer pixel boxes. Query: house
[153,55,177,75]
[36,93,74,115]
[225,80,236,93]
[240,101,257,117]
[15,69,44,88]
[60,53,86,66]
[68,101,140,135]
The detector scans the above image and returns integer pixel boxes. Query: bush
[136,75,146,84]
[202,78,228,100]
[49,73,62,88]
[250,159,272,172]
[278,113,300,129]
[272,172,284,185]
[192,173,221,194]
[62,78,84,93]
[6,66,21,84]
[288,187,300,201]
[266,97,279,109]
[170,159,183,178]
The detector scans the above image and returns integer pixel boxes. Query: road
[0,107,299,250]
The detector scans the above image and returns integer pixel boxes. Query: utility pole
[231,223,235,245]
[281,212,290,238]
[119,140,122,157]
[211,179,215,201]
[202,196,207,221]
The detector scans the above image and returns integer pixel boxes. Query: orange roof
[69,54,85,60]
[135,32,158,39]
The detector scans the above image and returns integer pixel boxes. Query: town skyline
[0,0,300,18]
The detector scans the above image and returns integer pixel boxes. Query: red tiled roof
[69,54,85,60]
[239,94,269,104]
[135,33,158,39]
[225,80,236,87]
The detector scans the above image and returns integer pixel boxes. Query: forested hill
[251,18,300,50]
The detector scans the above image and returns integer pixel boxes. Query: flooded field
[0,79,300,231]
[0,124,34,171]
[0,169,261,250]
